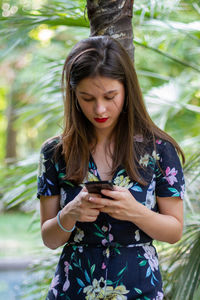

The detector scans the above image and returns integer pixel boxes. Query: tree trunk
[87,0,134,60]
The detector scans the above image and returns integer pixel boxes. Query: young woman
[37,36,185,300]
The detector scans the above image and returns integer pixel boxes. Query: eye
[82,97,94,102]
[104,95,115,100]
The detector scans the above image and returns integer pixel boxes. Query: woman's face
[75,76,125,136]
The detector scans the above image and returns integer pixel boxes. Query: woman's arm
[128,195,183,244]
[40,195,76,250]
[40,188,105,250]
[90,186,183,244]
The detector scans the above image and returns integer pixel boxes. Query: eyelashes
[82,95,116,102]
[105,96,115,100]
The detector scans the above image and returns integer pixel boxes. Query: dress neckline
[89,153,121,182]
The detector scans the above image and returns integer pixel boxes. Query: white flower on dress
[139,154,150,167]
[83,277,106,299]
[135,230,140,242]
[114,175,133,188]
[50,274,59,297]
[38,153,47,177]
[104,285,129,299]
[83,277,129,299]
[153,291,164,300]
[145,175,156,209]
[180,184,185,200]
[74,227,84,243]
[60,188,67,208]
[87,172,99,182]
[142,245,159,272]
[152,150,160,161]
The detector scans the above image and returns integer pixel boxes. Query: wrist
[58,209,76,232]
[128,201,149,223]
[62,202,78,223]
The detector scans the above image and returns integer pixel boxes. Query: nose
[94,100,106,115]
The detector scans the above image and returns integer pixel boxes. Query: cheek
[113,96,125,114]
[79,102,93,117]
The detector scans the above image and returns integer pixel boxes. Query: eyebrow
[79,90,118,96]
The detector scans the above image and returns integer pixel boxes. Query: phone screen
[85,181,114,196]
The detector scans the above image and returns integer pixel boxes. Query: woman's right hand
[40,187,104,249]
[62,187,104,223]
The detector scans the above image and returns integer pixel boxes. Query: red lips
[94,118,108,123]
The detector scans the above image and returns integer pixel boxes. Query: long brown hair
[59,36,184,185]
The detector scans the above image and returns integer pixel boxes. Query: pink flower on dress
[50,274,59,297]
[63,279,70,292]
[143,245,159,272]
[165,167,178,186]
[102,225,108,232]
[101,262,106,269]
[64,261,70,274]
[156,139,162,144]
[63,261,70,292]
[102,233,113,246]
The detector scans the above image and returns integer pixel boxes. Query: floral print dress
[37,137,185,300]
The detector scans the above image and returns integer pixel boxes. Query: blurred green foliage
[0,0,199,299]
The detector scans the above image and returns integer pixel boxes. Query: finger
[81,191,90,200]
[82,196,104,208]
[100,207,120,215]
[101,189,122,200]
[87,208,100,217]
[84,215,98,222]
[88,196,116,207]
[87,202,105,209]
[99,207,112,213]
[88,193,102,198]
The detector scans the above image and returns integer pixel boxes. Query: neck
[90,129,115,154]
[95,129,112,145]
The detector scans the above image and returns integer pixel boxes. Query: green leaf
[116,169,126,176]
[94,232,105,238]
[139,260,147,267]
[115,248,121,255]
[84,270,91,284]
[91,264,95,275]
[76,278,85,288]
[117,264,128,277]
[94,223,104,233]
[106,280,113,285]
[134,288,142,294]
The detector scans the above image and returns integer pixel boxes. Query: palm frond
[134,38,200,73]
[160,217,200,300]
[0,0,89,58]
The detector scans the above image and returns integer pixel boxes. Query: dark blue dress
[37,137,185,300]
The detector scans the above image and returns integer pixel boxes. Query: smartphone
[85,181,114,197]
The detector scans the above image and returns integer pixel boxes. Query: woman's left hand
[88,185,140,221]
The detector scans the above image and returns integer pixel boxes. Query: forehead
[76,76,124,93]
